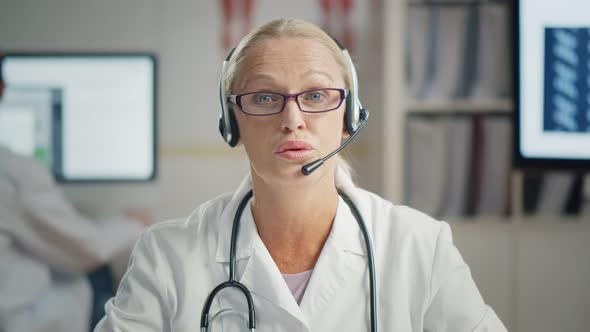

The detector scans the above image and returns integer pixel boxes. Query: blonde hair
[223,18,355,180]
[223,18,351,97]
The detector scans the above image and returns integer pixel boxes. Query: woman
[95,19,506,331]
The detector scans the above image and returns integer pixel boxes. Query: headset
[218,38,366,148]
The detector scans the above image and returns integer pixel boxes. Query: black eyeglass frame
[228,88,348,116]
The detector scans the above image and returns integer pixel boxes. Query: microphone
[301,109,369,176]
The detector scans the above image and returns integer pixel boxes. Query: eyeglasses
[228,88,348,116]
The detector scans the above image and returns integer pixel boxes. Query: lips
[275,140,313,153]
[275,140,313,161]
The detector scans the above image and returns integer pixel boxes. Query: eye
[303,90,327,103]
[253,93,278,104]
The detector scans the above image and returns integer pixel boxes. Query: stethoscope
[200,189,378,332]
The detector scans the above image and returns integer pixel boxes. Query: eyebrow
[238,73,277,92]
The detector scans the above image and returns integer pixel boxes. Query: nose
[280,97,306,132]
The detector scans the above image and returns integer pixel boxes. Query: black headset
[218,38,365,147]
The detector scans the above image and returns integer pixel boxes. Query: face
[233,37,347,186]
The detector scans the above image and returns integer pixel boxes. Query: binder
[470,3,511,98]
[535,172,575,216]
[475,116,512,216]
[440,116,473,217]
[582,174,590,216]
[406,5,430,99]
[405,117,449,216]
[422,5,471,100]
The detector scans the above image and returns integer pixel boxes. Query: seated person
[0,54,150,332]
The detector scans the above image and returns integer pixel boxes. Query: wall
[0,0,383,221]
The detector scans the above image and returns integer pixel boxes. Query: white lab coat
[96,168,507,331]
[0,146,143,332]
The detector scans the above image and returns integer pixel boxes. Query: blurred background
[0,0,589,331]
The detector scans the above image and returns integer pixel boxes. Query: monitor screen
[0,85,60,168]
[1,53,156,181]
[515,0,590,169]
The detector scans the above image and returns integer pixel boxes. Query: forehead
[236,37,344,90]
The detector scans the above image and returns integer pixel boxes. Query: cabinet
[379,1,590,331]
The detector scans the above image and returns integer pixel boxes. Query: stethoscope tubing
[200,189,377,332]
[338,189,378,332]
[201,190,256,331]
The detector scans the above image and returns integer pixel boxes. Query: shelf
[446,216,590,233]
[406,98,514,114]
[408,0,507,7]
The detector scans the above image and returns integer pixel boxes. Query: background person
[0,53,151,332]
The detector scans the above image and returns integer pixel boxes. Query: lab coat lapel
[215,174,257,263]
[214,174,308,327]
[238,239,308,326]
[299,196,367,322]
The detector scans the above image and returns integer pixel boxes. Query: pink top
[282,269,313,305]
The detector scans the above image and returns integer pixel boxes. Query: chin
[252,160,333,188]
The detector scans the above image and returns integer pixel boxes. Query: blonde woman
[95,19,506,331]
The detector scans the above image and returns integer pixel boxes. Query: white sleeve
[423,222,508,332]
[94,228,170,332]
[10,154,143,273]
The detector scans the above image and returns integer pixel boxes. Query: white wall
[0,0,383,221]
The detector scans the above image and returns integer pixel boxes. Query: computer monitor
[0,85,60,167]
[1,53,157,181]
[514,0,590,169]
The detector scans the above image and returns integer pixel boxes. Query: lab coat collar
[236,203,368,328]
[215,173,260,263]
[214,167,366,263]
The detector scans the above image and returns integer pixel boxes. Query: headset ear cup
[344,93,355,136]
[227,108,240,147]
[218,117,225,140]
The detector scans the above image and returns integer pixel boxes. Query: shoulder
[352,188,456,297]
[0,146,41,170]
[0,146,54,188]
[352,187,445,241]
[137,192,234,254]
[351,188,449,272]
[121,192,234,300]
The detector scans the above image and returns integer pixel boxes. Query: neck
[250,168,339,273]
